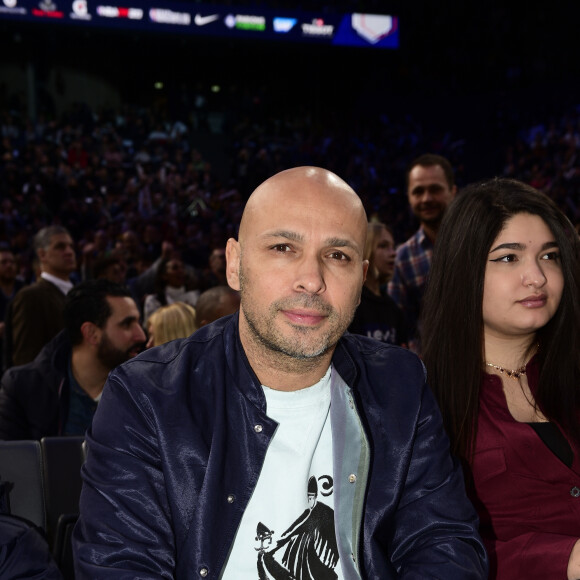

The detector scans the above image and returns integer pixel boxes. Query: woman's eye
[542,251,560,261]
[492,254,517,263]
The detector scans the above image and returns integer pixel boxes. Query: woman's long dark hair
[421,177,580,462]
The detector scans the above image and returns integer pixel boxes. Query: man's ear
[80,321,100,346]
[225,238,241,291]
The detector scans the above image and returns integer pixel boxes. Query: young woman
[422,177,580,580]
[348,222,408,346]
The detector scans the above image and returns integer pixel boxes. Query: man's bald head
[238,166,368,247]
[225,166,369,388]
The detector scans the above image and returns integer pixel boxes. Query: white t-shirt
[221,367,342,579]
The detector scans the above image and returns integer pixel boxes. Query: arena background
[1,2,579,190]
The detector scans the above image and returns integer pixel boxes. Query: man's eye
[272,244,291,253]
[329,251,350,261]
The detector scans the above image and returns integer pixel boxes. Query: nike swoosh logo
[194,13,219,26]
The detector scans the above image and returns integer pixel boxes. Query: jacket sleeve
[72,372,175,579]
[0,370,32,441]
[486,531,576,580]
[10,291,47,367]
[387,383,489,578]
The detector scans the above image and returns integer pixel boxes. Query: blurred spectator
[0,279,146,440]
[4,225,77,368]
[349,222,408,346]
[194,285,240,327]
[143,256,200,325]
[79,228,113,280]
[125,249,158,310]
[145,301,197,348]
[92,254,127,286]
[116,230,143,279]
[0,245,25,376]
[198,247,228,291]
[388,154,457,353]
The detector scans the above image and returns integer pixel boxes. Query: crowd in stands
[0,75,579,580]
[502,107,580,226]
[0,83,579,329]
[1,4,577,576]
[0,97,415,285]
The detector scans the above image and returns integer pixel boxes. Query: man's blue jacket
[73,314,488,579]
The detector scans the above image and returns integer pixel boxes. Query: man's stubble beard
[414,202,447,228]
[238,264,358,368]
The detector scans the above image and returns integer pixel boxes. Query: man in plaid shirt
[388,154,456,353]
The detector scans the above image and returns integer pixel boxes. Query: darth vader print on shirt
[255,474,339,580]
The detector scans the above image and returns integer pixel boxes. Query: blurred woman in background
[146,301,198,348]
[349,221,407,346]
[143,257,200,326]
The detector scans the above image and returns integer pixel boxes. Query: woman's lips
[518,294,547,308]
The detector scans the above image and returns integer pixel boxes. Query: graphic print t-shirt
[221,367,342,580]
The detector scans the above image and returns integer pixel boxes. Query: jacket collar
[221,313,268,413]
[35,329,72,374]
[332,336,359,386]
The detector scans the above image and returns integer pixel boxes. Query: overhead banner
[0,0,399,49]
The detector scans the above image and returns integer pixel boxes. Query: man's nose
[293,257,326,295]
[135,324,147,343]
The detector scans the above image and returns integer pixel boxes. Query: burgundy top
[469,357,580,579]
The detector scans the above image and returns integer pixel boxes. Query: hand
[568,539,580,580]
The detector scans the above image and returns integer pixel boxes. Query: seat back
[0,439,46,529]
[52,512,78,580]
[40,436,85,554]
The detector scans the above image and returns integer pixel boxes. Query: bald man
[74,167,487,578]
[195,285,240,327]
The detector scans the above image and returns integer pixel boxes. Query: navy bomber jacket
[73,314,488,579]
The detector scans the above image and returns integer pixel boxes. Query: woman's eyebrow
[489,240,558,253]
[489,242,525,253]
